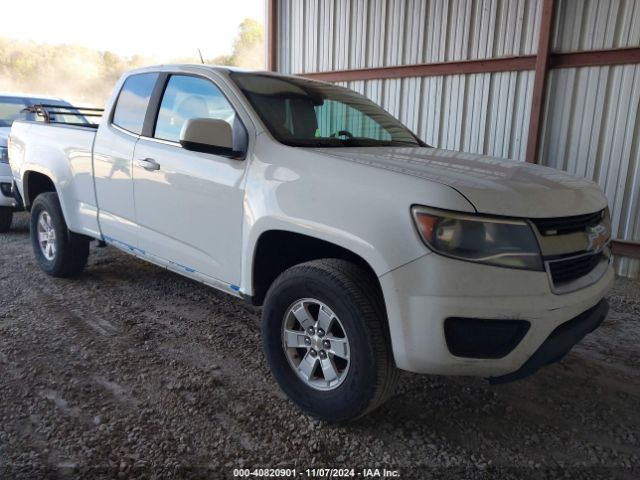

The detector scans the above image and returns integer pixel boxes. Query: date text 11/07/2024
[232,468,401,478]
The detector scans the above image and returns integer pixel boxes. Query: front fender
[241,216,390,296]
[238,138,475,296]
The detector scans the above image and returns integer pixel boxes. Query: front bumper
[489,299,608,383]
[379,251,614,378]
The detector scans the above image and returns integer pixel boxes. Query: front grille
[548,253,603,285]
[532,210,604,236]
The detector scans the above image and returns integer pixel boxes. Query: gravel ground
[1,212,639,479]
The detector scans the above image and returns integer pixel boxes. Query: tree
[0,17,265,106]
[210,54,234,66]
[229,18,264,69]
[174,19,264,68]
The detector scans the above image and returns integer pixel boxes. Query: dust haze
[0,19,263,107]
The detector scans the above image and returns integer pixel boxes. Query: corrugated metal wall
[538,63,640,277]
[276,0,640,276]
[280,0,541,73]
[334,72,535,161]
[552,0,640,52]
[279,0,541,160]
[545,0,640,277]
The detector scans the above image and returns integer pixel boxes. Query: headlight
[0,147,8,164]
[412,206,543,271]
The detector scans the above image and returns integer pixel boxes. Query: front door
[132,74,247,286]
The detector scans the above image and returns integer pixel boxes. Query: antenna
[198,48,205,64]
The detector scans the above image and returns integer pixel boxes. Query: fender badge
[587,224,609,252]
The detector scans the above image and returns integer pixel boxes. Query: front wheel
[30,192,90,277]
[0,207,13,232]
[262,259,398,423]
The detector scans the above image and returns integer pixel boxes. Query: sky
[2,0,266,61]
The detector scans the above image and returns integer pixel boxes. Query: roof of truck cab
[126,64,331,79]
[123,64,332,86]
[125,64,264,74]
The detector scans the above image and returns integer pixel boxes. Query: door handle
[136,158,160,171]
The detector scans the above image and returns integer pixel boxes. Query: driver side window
[154,75,236,142]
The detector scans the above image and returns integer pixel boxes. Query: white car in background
[0,93,85,231]
[8,66,614,422]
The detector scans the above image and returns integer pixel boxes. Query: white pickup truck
[9,65,613,422]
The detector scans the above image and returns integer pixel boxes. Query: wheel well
[24,172,56,209]
[251,230,382,306]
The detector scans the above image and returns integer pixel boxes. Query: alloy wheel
[37,211,57,261]
[282,298,350,391]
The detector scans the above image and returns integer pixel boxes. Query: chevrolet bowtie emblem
[587,224,609,252]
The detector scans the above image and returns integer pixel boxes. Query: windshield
[0,97,30,127]
[0,97,86,127]
[231,73,425,148]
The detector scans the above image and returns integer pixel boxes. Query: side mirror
[179,118,245,158]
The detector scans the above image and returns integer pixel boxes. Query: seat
[289,98,318,137]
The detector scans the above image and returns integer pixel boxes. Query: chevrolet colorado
[9,66,613,422]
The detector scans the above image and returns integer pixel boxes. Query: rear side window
[112,73,158,134]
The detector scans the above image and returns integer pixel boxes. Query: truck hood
[314,147,607,218]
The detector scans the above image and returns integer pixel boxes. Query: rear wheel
[0,207,12,232]
[30,192,90,277]
[262,259,398,423]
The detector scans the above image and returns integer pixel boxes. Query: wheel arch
[23,170,58,210]
[249,229,384,307]
[20,168,87,236]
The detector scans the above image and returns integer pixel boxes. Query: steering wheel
[330,129,354,139]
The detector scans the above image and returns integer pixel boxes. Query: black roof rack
[22,104,104,128]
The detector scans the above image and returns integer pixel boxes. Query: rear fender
[11,121,100,238]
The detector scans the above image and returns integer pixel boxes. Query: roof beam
[302,56,536,82]
[550,47,640,68]
[298,47,640,83]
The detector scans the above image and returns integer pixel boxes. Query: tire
[0,207,12,232]
[30,192,90,277]
[262,258,399,423]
